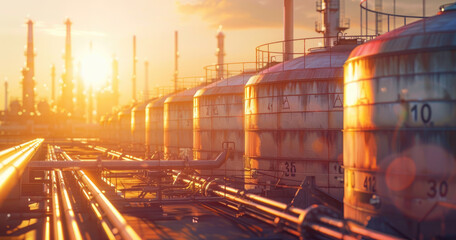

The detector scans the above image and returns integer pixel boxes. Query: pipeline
[48,146,83,240]
[0,138,44,204]
[30,148,228,170]
[172,171,401,240]
[60,151,141,240]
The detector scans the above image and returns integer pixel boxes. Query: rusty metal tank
[164,85,206,159]
[343,5,456,238]
[245,37,364,200]
[193,63,256,183]
[131,99,155,154]
[145,94,173,159]
[118,106,133,150]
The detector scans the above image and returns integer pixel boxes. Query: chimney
[132,35,137,102]
[174,31,178,92]
[216,26,225,80]
[62,18,74,115]
[21,19,36,114]
[144,61,149,100]
[51,64,55,103]
[4,81,7,113]
[112,57,119,106]
[284,0,294,61]
[316,0,350,47]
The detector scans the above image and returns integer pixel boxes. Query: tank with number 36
[343,4,456,238]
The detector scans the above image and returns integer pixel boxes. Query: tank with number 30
[343,5,456,238]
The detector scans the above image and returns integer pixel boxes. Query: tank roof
[164,85,206,104]
[132,98,156,112]
[349,10,456,60]
[247,44,356,86]
[118,105,134,117]
[194,73,254,97]
[146,93,174,109]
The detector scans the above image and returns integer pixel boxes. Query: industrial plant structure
[0,1,454,239]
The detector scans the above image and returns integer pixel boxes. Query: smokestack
[88,86,93,124]
[21,19,36,114]
[112,57,119,106]
[174,31,178,92]
[375,0,383,35]
[62,18,74,115]
[132,35,137,102]
[216,26,225,80]
[144,61,149,100]
[284,0,294,61]
[51,64,55,103]
[76,62,85,118]
[4,81,7,113]
[316,0,350,47]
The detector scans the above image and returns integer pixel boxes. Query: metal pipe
[51,171,64,240]
[56,170,83,240]
[29,150,227,170]
[0,138,43,204]
[61,153,140,240]
[0,139,38,160]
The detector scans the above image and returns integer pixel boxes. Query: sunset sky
[0,0,447,108]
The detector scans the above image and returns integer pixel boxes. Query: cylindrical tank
[107,114,118,146]
[118,106,133,150]
[131,100,154,154]
[99,115,107,143]
[164,85,205,160]
[245,37,362,200]
[343,6,456,238]
[194,63,255,184]
[145,94,172,159]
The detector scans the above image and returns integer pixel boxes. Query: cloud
[33,21,105,37]
[176,0,316,30]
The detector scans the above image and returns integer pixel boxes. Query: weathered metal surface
[118,106,133,149]
[194,72,254,181]
[145,94,172,157]
[164,85,206,159]
[131,99,155,153]
[245,42,358,201]
[343,9,456,239]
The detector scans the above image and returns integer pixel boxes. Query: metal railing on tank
[256,35,375,73]
[204,62,257,85]
[360,0,431,36]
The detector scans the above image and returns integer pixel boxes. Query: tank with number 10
[343,3,456,238]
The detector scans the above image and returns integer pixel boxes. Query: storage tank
[343,4,456,238]
[245,37,365,200]
[131,99,155,154]
[107,114,118,146]
[164,85,206,160]
[145,93,173,159]
[193,63,256,184]
[118,106,133,150]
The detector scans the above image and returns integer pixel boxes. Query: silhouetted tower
[144,60,149,100]
[375,0,383,35]
[316,0,350,46]
[216,27,225,80]
[75,62,86,119]
[112,57,119,106]
[4,81,7,112]
[21,19,36,113]
[62,18,74,114]
[88,86,93,124]
[132,35,137,102]
[174,31,178,92]
[283,0,294,61]
[51,64,55,103]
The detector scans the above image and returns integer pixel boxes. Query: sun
[80,51,110,89]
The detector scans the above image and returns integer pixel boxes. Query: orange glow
[80,51,110,88]
[385,156,416,191]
